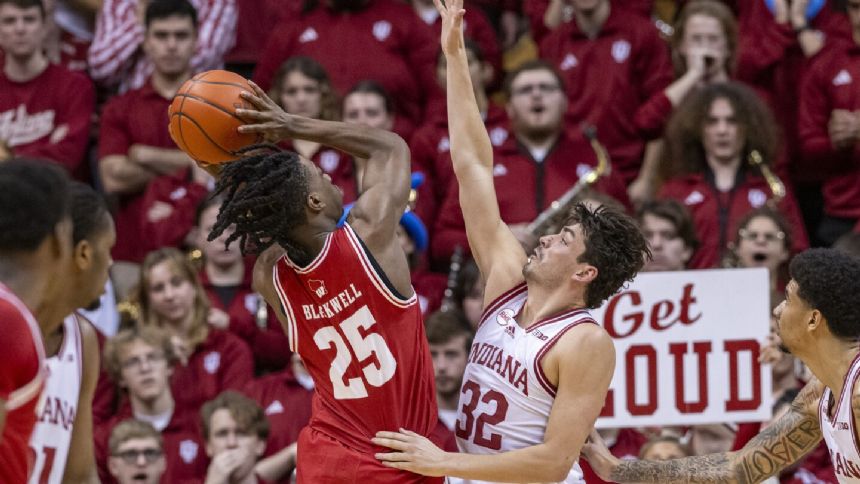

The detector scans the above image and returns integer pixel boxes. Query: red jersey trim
[825,351,860,428]
[283,230,334,274]
[477,283,528,330]
[342,223,417,309]
[0,283,46,411]
[533,318,598,398]
[526,308,590,332]
[271,266,299,352]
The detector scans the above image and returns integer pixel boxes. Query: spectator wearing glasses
[97,325,208,482]
[433,59,630,264]
[658,82,808,269]
[107,419,166,484]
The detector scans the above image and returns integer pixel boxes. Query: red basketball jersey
[0,283,46,482]
[272,223,438,453]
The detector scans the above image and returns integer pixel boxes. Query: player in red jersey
[203,83,441,483]
[0,159,73,482]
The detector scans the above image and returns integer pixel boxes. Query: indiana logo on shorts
[309,279,327,298]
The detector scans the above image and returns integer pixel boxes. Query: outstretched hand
[433,0,466,57]
[580,429,621,481]
[235,80,294,143]
[372,429,449,477]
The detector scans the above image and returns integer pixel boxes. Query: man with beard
[28,182,115,483]
[433,59,630,261]
[582,248,860,484]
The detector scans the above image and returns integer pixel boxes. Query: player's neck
[803,340,860,398]
[4,52,48,83]
[131,390,175,419]
[151,70,192,99]
[43,324,65,358]
[205,260,245,286]
[518,283,586,327]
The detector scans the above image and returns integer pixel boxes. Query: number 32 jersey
[273,223,438,453]
[456,284,593,484]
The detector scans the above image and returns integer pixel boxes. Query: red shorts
[296,427,445,484]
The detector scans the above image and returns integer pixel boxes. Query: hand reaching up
[433,0,466,57]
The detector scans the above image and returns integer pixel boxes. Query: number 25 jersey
[272,223,438,452]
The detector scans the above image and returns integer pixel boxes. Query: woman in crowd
[133,247,254,412]
[658,81,808,269]
[269,56,359,202]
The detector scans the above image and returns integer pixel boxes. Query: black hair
[194,193,226,227]
[208,144,310,257]
[789,248,860,341]
[425,309,474,353]
[69,181,111,245]
[0,159,70,252]
[0,0,44,17]
[565,203,651,308]
[145,0,198,29]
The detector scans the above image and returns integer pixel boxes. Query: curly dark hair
[663,82,778,180]
[565,203,651,308]
[789,248,860,341]
[208,144,310,259]
[0,159,70,252]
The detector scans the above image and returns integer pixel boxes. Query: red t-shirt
[241,369,313,467]
[432,131,631,265]
[0,63,94,180]
[0,283,46,483]
[659,170,809,269]
[798,44,860,220]
[253,0,438,132]
[271,224,438,456]
[278,141,359,205]
[139,167,211,254]
[98,79,179,263]
[538,7,674,183]
[200,263,291,373]
[170,328,254,414]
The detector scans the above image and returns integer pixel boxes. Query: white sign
[591,268,773,428]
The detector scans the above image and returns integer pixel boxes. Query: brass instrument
[440,245,464,313]
[526,126,612,238]
[747,150,786,206]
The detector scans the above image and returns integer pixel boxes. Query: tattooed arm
[582,379,825,483]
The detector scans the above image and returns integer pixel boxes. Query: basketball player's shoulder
[253,245,286,294]
[0,297,31,333]
[794,377,826,417]
[553,320,614,363]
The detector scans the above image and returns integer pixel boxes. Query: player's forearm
[442,444,575,483]
[610,453,740,484]
[446,50,494,175]
[282,116,409,167]
[135,146,193,174]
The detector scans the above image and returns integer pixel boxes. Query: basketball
[168,70,263,165]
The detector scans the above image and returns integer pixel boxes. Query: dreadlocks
[208,144,311,260]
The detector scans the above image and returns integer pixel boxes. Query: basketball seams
[173,92,247,122]
[174,112,235,158]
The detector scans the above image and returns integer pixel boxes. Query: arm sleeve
[220,334,254,391]
[430,182,472,266]
[98,95,132,158]
[735,21,793,85]
[798,53,860,178]
[87,0,143,85]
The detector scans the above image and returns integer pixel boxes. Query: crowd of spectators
[2,0,860,481]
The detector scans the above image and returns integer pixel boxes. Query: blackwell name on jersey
[301,283,364,320]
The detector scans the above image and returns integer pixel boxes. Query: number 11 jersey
[456,283,594,484]
[272,223,438,454]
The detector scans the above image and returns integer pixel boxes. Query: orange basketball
[168,70,263,165]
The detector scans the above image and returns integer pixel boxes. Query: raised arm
[437,0,526,304]
[237,84,413,294]
[583,378,825,484]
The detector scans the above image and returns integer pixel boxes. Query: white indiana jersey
[820,353,860,483]
[28,314,83,484]
[455,284,593,484]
